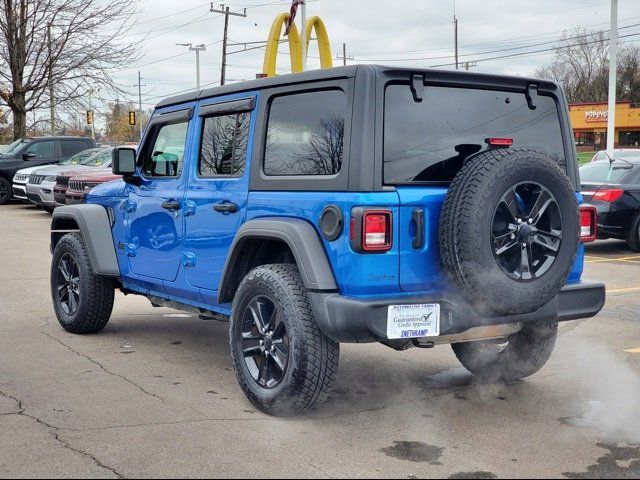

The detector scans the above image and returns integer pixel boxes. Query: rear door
[183,94,257,295]
[384,81,568,292]
[60,139,91,159]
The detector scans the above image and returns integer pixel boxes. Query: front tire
[230,264,339,416]
[50,233,114,334]
[452,320,557,382]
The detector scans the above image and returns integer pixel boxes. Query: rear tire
[0,177,11,205]
[230,264,339,416]
[50,233,114,334]
[626,213,640,252]
[452,320,557,382]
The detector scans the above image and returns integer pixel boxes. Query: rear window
[579,162,636,183]
[384,85,566,184]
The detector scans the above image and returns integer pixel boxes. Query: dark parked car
[0,136,97,204]
[580,159,640,250]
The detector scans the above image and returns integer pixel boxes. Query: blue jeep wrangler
[49,66,605,416]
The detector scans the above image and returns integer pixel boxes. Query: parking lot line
[624,348,640,354]
[607,286,640,295]
[585,255,640,264]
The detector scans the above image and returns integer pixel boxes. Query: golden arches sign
[262,13,333,77]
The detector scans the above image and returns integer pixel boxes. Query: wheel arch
[51,205,120,276]
[218,217,338,303]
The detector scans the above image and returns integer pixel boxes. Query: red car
[65,169,122,205]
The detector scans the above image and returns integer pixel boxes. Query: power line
[429,31,640,68]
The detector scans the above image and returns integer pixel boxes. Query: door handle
[161,200,181,211]
[213,201,238,213]
[412,209,425,249]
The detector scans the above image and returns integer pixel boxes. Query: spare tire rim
[492,182,562,281]
[56,253,81,315]
[240,295,290,390]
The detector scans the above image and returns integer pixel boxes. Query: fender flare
[218,217,338,302]
[51,205,120,276]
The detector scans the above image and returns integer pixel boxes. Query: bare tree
[536,27,640,104]
[0,0,139,140]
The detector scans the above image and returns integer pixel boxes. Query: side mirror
[22,152,36,161]
[112,148,137,176]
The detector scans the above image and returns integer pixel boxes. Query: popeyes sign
[585,110,609,122]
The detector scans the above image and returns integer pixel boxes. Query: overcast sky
[86,0,639,126]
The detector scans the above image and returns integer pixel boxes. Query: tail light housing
[579,204,597,243]
[592,188,624,203]
[485,137,514,147]
[350,208,393,252]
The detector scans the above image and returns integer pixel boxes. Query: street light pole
[177,43,207,91]
[606,0,618,151]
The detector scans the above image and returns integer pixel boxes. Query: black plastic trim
[308,282,605,343]
[51,205,120,276]
[218,217,338,303]
[199,97,256,117]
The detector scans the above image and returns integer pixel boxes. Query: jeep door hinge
[182,252,196,267]
[184,200,197,217]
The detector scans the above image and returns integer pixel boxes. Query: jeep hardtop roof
[155,64,561,109]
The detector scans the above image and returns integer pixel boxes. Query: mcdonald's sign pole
[261,6,332,77]
[300,1,307,72]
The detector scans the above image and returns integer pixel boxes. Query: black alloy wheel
[492,182,562,281]
[239,295,290,389]
[56,253,81,315]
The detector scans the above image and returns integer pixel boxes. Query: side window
[264,90,345,176]
[61,140,88,157]
[199,112,250,177]
[26,140,55,158]
[142,121,188,178]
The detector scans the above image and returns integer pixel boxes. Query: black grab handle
[412,209,424,249]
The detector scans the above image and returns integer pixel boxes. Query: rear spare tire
[439,149,579,316]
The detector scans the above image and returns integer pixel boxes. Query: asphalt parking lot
[1,202,639,479]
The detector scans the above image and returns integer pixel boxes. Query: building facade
[569,101,640,151]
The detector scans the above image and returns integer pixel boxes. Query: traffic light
[86,110,93,125]
[128,111,136,126]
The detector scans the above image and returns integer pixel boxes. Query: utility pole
[463,61,477,71]
[606,0,618,151]
[454,15,459,70]
[47,24,55,135]
[210,4,247,86]
[453,0,459,70]
[336,43,354,66]
[176,43,206,90]
[88,90,95,140]
[133,72,146,141]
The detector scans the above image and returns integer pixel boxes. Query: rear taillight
[580,205,597,243]
[350,208,393,252]
[592,189,624,202]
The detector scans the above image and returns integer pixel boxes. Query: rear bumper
[309,282,606,343]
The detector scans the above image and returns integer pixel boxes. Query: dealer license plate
[386,304,440,339]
